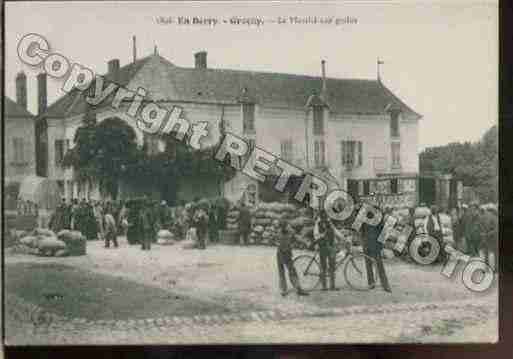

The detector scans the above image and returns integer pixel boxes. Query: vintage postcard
[3,1,498,345]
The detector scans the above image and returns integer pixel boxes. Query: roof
[4,96,33,118]
[42,53,422,119]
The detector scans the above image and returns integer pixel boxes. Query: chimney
[108,59,120,75]
[37,72,47,115]
[194,51,207,69]
[15,71,27,109]
[321,59,327,100]
[132,36,137,63]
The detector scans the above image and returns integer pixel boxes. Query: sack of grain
[289,216,312,229]
[227,210,240,218]
[34,228,56,237]
[13,230,28,240]
[57,229,72,240]
[414,207,431,219]
[226,223,239,230]
[55,249,69,257]
[253,218,272,226]
[157,230,174,240]
[253,225,264,233]
[157,237,174,245]
[19,235,38,248]
[38,237,66,251]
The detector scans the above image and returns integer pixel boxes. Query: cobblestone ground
[4,238,498,344]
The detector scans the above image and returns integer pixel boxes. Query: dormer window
[313,106,324,135]
[242,103,255,134]
[390,111,400,138]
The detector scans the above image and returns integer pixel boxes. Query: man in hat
[479,206,498,268]
[426,205,445,262]
[465,202,482,256]
[276,219,309,297]
[361,207,392,292]
[313,210,338,291]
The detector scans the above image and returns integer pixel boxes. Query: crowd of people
[48,196,228,250]
[45,196,497,297]
[449,202,498,267]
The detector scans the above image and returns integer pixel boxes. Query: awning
[18,175,61,210]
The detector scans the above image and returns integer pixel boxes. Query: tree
[63,112,141,198]
[64,114,237,202]
[419,124,498,202]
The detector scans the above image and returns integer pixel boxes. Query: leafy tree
[64,114,236,202]
[419,125,498,202]
[63,112,141,198]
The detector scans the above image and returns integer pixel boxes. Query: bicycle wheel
[344,253,377,291]
[293,254,321,291]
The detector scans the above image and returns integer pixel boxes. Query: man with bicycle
[313,210,346,291]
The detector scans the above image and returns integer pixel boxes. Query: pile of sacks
[11,228,87,257]
[156,229,175,245]
[248,203,313,248]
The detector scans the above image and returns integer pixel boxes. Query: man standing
[239,202,251,245]
[479,206,498,267]
[49,198,67,233]
[465,202,481,257]
[276,220,309,297]
[158,200,172,231]
[361,206,392,292]
[193,201,209,249]
[104,204,118,248]
[208,203,219,243]
[313,211,337,291]
[426,205,447,263]
[140,199,152,250]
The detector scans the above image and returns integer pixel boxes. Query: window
[391,142,401,168]
[280,139,293,162]
[12,138,25,163]
[390,111,400,137]
[341,140,363,168]
[314,140,326,167]
[242,103,255,134]
[313,106,324,135]
[55,139,65,166]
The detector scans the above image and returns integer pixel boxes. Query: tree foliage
[63,112,236,199]
[419,125,498,202]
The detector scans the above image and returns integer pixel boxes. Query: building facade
[5,72,36,183]
[36,49,422,206]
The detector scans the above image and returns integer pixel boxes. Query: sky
[5,1,498,151]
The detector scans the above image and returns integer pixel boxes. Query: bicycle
[293,228,379,291]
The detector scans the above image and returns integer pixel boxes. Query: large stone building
[35,48,422,207]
